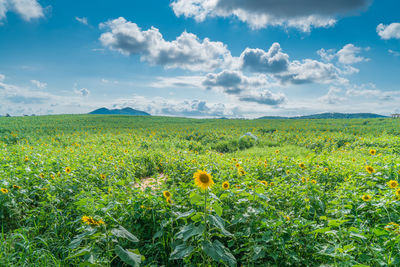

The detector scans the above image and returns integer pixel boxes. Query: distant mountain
[258,113,387,120]
[89,107,150,116]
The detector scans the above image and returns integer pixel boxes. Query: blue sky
[0,0,399,117]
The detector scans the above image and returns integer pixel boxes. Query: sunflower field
[1,115,400,266]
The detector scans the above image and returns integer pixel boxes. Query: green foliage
[1,115,400,266]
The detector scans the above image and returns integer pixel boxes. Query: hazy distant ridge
[89,107,150,116]
[258,112,387,120]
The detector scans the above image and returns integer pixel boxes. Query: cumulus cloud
[377,23,400,40]
[114,96,232,117]
[276,59,346,85]
[99,17,233,71]
[239,90,286,105]
[319,87,346,104]
[317,44,368,64]
[30,79,47,89]
[0,0,44,21]
[75,16,88,25]
[171,0,371,31]
[202,70,285,105]
[240,42,289,73]
[337,44,369,64]
[202,70,271,94]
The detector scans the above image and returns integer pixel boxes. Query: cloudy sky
[0,0,399,117]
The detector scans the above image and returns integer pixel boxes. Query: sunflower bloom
[82,216,104,226]
[194,170,214,190]
[166,197,172,204]
[299,163,305,169]
[222,181,230,190]
[311,179,317,184]
[65,167,72,174]
[365,166,375,174]
[388,180,399,189]
[13,185,21,189]
[1,188,8,194]
[362,194,371,201]
[369,149,376,155]
[163,191,171,198]
[395,188,400,197]
[260,180,268,186]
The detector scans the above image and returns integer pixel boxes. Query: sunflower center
[199,174,209,183]
[223,183,228,188]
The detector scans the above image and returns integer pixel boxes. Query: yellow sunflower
[395,188,400,197]
[365,166,375,174]
[65,167,72,174]
[13,185,21,189]
[39,173,45,178]
[369,149,376,155]
[194,170,214,190]
[260,180,268,186]
[388,180,399,189]
[238,167,246,176]
[220,181,229,190]
[1,188,8,194]
[166,197,172,204]
[299,163,305,169]
[311,179,317,184]
[362,194,371,201]
[163,191,171,198]
[100,174,106,180]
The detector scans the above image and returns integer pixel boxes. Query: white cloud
[30,79,47,89]
[114,96,232,118]
[377,23,400,40]
[78,88,90,97]
[319,86,346,104]
[0,0,44,21]
[151,75,204,88]
[389,49,400,57]
[317,44,368,64]
[277,59,346,85]
[337,44,369,64]
[170,0,370,31]
[240,42,289,73]
[99,17,233,72]
[0,73,5,81]
[239,90,286,105]
[75,16,88,25]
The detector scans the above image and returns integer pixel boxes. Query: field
[1,115,400,266]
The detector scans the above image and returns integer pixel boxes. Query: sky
[0,0,399,118]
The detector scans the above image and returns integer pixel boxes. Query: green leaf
[189,192,202,205]
[208,215,233,237]
[115,245,141,267]
[111,225,139,243]
[65,247,91,260]
[169,244,194,260]
[176,224,205,241]
[191,212,203,222]
[202,240,237,267]
[175,209,195,220]
[313,227,331,234]
[212,203,223,217]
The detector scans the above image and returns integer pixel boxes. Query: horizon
[1,0,400,117]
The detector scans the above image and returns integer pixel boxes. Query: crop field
[1,115,400,266]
